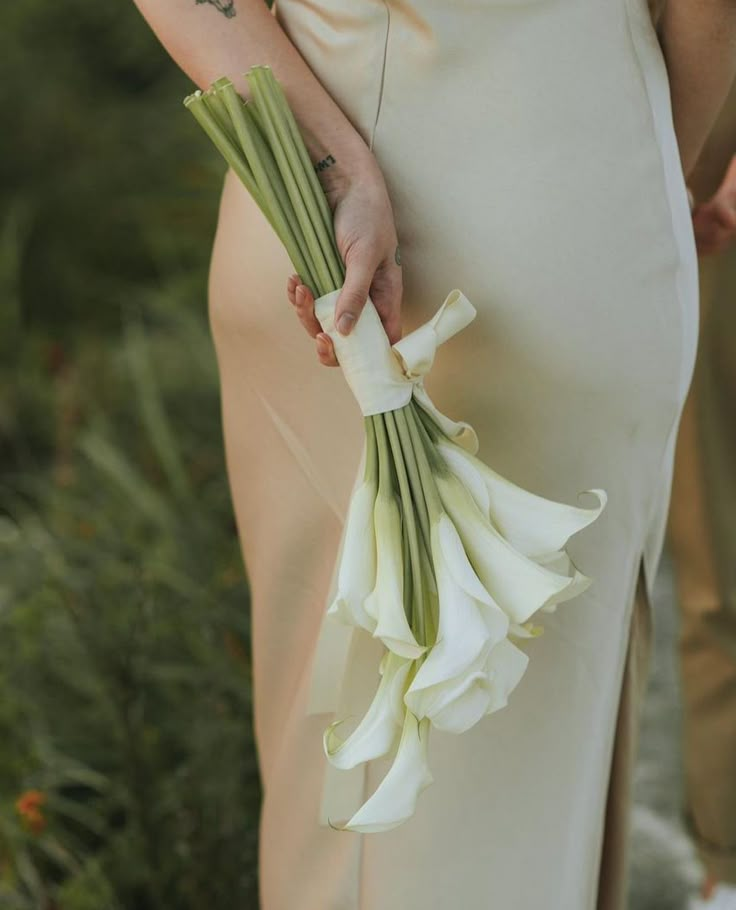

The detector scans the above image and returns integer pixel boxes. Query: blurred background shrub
[0,2,260,907]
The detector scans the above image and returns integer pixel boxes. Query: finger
[334,254,376,336]
[316,332,339,367]
[295,284,323,338]
[375,297,402,345]
[371,267,403,345]
[287,274,300,307]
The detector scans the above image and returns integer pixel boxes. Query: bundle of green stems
[185,67,440,652]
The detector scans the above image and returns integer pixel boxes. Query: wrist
[278,69,383,202]
[311,141,385,212]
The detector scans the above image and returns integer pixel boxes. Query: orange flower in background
[15,790,47,835]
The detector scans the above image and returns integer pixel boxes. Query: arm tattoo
[315,154,337,173]
[195,0,236,19]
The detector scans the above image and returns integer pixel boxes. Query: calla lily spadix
[185,66,608,834]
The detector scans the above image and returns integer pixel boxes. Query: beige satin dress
[207,0,698,906]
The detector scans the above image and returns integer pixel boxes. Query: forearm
[659,0,736,178]
[132,0,370,186]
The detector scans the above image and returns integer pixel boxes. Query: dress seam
[369,0,392,153]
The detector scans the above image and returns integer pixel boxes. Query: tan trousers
[597,564,654,910]
[669,250,736,885]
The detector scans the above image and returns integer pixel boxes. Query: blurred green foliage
[0,2,260,907]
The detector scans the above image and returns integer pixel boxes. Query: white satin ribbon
[313,288,479,451]
[307,288,479,826]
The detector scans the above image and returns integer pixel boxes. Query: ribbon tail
[428,289,477,343]
[392,290,477,382]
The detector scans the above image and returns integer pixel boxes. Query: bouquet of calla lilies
[185,67,607,833]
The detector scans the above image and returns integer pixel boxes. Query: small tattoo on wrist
[195,0,236,19]
[315,154,337,173]
[395,245,402,266]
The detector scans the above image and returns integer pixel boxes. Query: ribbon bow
[314,288,478,453]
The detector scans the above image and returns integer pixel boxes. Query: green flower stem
[183,92,265,214]
[238,100,316,282]
[214,78,317,290]
[393,406,432,555]
[401,515,414,635]
[201,88,237,145]
[372,413,392,499]
[374,413,417,635]
[242,96,266,136]
[247,67,334,295]
[405,403,445,522]
[420,546,439,646]
[411,404,452,477]
[383,410,426,647]
[363,416,378,485]
[414,404,445,443]
[270,74,344,283]
[250,67,344,290]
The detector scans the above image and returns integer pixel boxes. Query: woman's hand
[287,152,402,367]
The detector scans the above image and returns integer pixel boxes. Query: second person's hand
[691,154,736,256]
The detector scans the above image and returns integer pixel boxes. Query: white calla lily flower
[365,494,426,659]
[532,550,592,613]
[327,479,378,633]
[435,439,491,515]
[324,650,413,770]
[436,474,585,624]
[338,709,434,833]
[404,516,509,729]
[411,645,494,734]
[481,638,530,714]
[412,634,530,734]
[437,440,606,559]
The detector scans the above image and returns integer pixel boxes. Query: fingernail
[316,334,329,352]
[337,313,355,336]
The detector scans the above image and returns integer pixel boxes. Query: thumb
[334,256,375,337]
